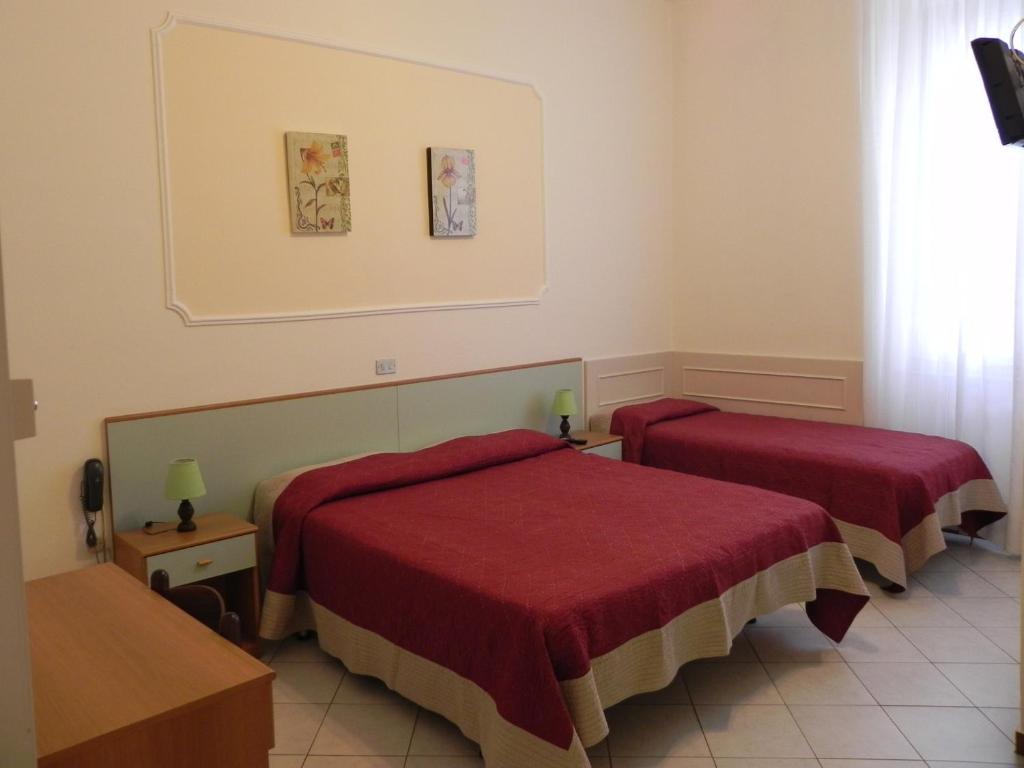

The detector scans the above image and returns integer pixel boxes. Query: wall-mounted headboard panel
[107,387,399,532]
[106,358,582,533]
[398,363,576,450]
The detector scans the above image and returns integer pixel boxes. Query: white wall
[0,0,675,578]
[671,0,863,360]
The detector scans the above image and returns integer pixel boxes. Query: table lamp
[165,458,206,533]
[552,389,578,440]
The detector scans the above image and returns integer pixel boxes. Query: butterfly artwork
[285,132,352,234]
[427,147,476,238]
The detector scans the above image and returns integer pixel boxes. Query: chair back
[150,569,242,646]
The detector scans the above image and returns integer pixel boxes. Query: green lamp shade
[552,389,578,417]
[164,458,207,501]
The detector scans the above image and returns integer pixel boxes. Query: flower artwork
[427,148,476,237]
[286,132,351,234]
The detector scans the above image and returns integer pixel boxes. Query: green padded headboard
[106,358,582,532]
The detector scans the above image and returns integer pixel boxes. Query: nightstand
[114,513,261,654]
[568,431,623,460]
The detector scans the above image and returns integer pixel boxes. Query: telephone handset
[80,458,103,548]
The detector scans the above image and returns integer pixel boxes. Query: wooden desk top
[27,563,273,764]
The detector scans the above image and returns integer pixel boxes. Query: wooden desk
[27,564,274,768]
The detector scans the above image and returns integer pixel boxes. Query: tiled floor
[265,535,1022,767]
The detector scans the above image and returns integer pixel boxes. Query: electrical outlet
[375,358,397,376]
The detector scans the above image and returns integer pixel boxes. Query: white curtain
[862,0,1024,553]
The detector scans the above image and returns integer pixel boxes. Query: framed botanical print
[286,132,352,234]
[427,147,476,237]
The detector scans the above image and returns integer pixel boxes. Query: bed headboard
[105,358,582,532]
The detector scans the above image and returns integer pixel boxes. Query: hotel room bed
[256,429,867,768]
[605,398,1008,588]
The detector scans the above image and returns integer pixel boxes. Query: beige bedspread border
[261,540,866,768]
[834,478,1006,587]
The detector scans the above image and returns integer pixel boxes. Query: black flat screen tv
[972,36,1024,146]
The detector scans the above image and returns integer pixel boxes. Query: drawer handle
[196,558,214,567]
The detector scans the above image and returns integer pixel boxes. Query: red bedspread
[266,429,866,755]
[610,399,1006,579]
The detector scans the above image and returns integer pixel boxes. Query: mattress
[609,398,1007,586]
[257,429,867,768]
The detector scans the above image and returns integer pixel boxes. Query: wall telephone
[80,458,103,548]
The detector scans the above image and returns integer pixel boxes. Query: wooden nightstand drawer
[583,441,622,460]
[568,432,623,460]
[146,533,256,587]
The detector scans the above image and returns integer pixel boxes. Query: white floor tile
[848,662,970,706]
[404,758,483,768]
[835,628,927,663]
[714,760,819,768]
[607,704,710,757]
[587,738,609,757]
[269,702,328,755]
[788,705,918,760]
[696,705,812,758]
[901,627,1015,663]
[682,663,782,705]
[745,627,842,662]
[980,627,1022,661]
[272,662,345,703]
[914,572,1005,599]
[756,605,813,627]
[408,709,478,756]
[820,761,926,768]
[705,633,760,663]
[885,706,1019,763]
[928,762,1022,768]
[610,759,715,768]
[942,598,1021,628]
[936,663,1020,708]
[765,662,874,705]
[333,672,407,705]
[303,758,405,767]
[268,756,305,768]
[917,552,971,574]
[261,639,282,664]
[947,545,1021,573]
[980,572,1022,598]
[866,579,934,601]
[273,636,337,663]
[851,603,895,628]
[981,707,1021,741]
[310,703,417,756]
[630,670,691,704]
[872,598,969,628]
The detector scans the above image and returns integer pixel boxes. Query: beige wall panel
[1,1,675,578]
[670,0,863,359]
[160,20,545,321]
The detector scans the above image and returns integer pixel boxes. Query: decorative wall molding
[595,367,667,408]
[584,352,677,423]
[680,366,847,411]
[151,13,549,326]
[584,352,864,427]
[676,352,863,424]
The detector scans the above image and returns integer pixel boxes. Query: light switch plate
[375,358,397,376]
